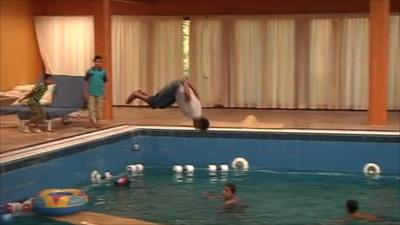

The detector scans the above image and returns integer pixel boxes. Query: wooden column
[369,0,389,125]
[95,0,113,119]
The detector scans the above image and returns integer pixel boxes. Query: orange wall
[0,0,43,91]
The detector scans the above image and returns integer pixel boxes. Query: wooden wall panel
[33,0,399,16]
[110,0,399,15]
[1,0,43,91]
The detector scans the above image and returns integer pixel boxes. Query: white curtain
[112,16,183,105]
[263,19,295,108]
[339,18,370,109]
[151,18,183,91]
[309,19,335,109]
[34,16,94,76]
[190,18,227,107]
[230,19,264,107]
[389,15,400,110]
[112,16,149,106]
[111,15,400,109]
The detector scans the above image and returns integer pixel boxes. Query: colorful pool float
[33,189,88,216]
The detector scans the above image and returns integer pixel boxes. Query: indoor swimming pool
[1,126,399,225]
[8,167,400,225]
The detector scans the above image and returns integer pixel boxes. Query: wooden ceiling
[33,0,400,16]
[110,0,400,15]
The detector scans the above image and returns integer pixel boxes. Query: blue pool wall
[1,129,399,204]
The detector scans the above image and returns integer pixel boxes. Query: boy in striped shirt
[19,74,54,133]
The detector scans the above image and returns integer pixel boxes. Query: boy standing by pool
[85,55,107,128]
[19,74,54,133]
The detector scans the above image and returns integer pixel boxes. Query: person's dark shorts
[148,79,183,109]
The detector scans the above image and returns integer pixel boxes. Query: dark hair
[43,73,53,80]
[225,183,236,194]
[346,200,358,214]
[93,55,103,61]
[197,117,210,131]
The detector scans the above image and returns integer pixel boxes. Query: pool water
[10,167,400,225]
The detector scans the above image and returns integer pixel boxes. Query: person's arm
[19,85,37,101]
[103,71,108,83]
[182,80,192,102]
[203,192,223,200]
[19,91,34,102]
[184,77,200,99]
[84,71,91,99]
[102,71,108,98]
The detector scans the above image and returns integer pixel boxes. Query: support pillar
[95,0,113,119]
[369,0,390,124]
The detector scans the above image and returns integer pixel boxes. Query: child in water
[204,183,245,212]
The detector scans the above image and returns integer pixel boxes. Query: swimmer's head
[193,117,210,131]
[223,183,236,199]
[346,199,358,214]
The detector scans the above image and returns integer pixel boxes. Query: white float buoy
[95,173,102,181]
[22,198,33,211]
[135,164,144,171]
[91,170,102,182]
[173,165,183,173]
[363,163,381,176]
[105,172,113,179]
[91,170,99,179]
[231,157,249,170]
[127,165,137,173]
[4,202,22,213]
[184,165,195,172]
[208,164,217,172]
[133,144,140,151]
[220,164,230,172]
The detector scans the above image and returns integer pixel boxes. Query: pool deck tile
[52,211,159,225]
[1,107,399,153]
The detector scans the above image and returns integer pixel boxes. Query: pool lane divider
[1,125,399,167]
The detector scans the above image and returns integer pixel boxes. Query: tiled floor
[0,107,399,153]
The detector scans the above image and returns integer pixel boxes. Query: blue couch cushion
[51,75,85,108]
[0,75,85,119]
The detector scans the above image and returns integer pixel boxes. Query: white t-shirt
[175,84,202,119]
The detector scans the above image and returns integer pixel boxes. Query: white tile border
[1,125,399,165]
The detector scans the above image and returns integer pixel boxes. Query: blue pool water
[10,167,400,225]
[2,128,399,225]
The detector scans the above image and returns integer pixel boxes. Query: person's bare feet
[126,91,138,104]
[89,118,98,128]
[137,89,147,96]
[95,119,103,128]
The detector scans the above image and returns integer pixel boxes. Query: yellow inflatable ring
[33,189,88,216]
